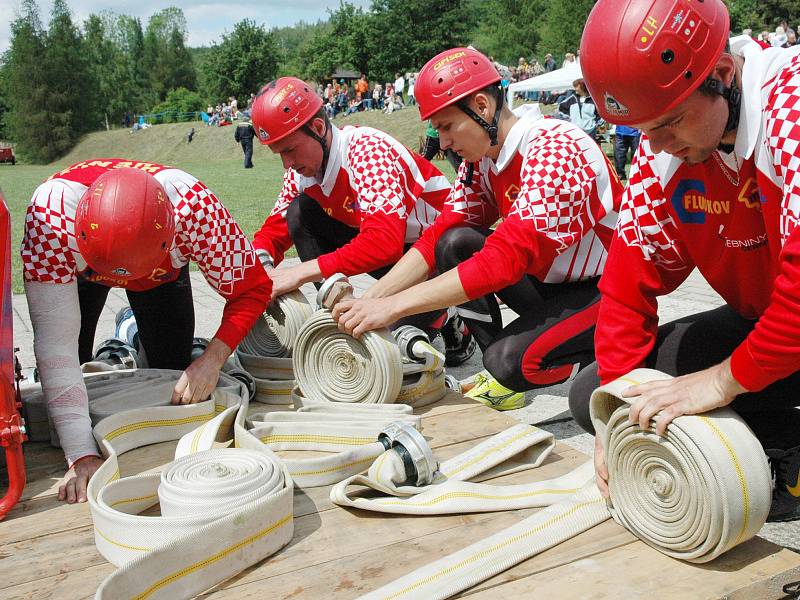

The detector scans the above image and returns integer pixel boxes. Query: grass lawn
[1,107,456,292]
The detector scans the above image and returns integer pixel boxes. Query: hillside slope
[58,108,430,167]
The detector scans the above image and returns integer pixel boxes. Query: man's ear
[711,54,737,87]
[310,117,327,137]
[471,92,492,117]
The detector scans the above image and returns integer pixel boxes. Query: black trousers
[421,136,463,172]
[241,139,254,168]
[435,226,601,391]
[285,193,443,332]
[613,134,639,180]
[568,304,800,450]
[77,265,195,370]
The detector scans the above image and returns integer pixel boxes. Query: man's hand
[622,358,746,436]
[268,265,306,297]
[268,260,322,298]
[172,338,231,404]
[594,435,609,498]
[332,296,401,338]
[58,455,104,503]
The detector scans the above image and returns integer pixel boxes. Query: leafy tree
[297,24,340,82]
[84,14,134,128]
[3,0,48,162]
[536,0,595,64]
[150,87,204,122]
[273,20,326,77]
[202,19,280,102]
[142,8,195,101]
[470,0,547,65]
[367,0,476,82]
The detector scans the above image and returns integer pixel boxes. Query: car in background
[0,145,15,165]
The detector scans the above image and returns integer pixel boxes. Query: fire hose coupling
[317,272,353,310]
[92,338,140,370]
[392,325,430,362]
[378,422,438,486]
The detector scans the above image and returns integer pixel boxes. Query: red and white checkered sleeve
[173,179,271,349]
[509,125,602,252]
[315,133,408,277]
[21,181,78,284]
[252,168,303,266]
[730,55,800,390]
[412,161,496,270]
[596,140,694,384]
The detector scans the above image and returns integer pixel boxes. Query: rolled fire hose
[293,274,447,407]
[335,369,772,600]
[236,290,314,405]
[86,369,429,598]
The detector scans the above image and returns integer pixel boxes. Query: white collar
[297,124,343,196]
[492,103,543,172]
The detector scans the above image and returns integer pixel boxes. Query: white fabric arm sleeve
[25,280,99,466]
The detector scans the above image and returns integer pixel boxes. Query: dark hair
[696,40,733,98]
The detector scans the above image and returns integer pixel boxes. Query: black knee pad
[285,193,316,238]
[481,337,527,391]
[568,363,600,434]
[434,227,487,272]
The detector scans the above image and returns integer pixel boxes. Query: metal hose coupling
[317,272,353,310]
[378,422,438,486]
[392,325,430,362]
[91,339,141,370]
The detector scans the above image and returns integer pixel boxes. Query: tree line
[1,0,797,163]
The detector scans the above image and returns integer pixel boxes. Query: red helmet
[251,77,323,145]
[416,48,502,120]
[580,0,730,125]
[75,168,175,280]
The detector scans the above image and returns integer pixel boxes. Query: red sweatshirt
[413,104,623,300]
[252,125,451,277]
[596,39,800,391]
[21,158,270,349]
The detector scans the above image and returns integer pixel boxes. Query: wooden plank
[200,509,633,599]
[464,535,800,600]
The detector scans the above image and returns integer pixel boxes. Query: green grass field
[1,108,456,293]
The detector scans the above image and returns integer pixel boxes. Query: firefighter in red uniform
[332,48,622,411]
[570,0,800,522]
[22,160,271,503]
[249,77,476,364]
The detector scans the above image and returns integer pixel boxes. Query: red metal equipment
[0,188,26,519]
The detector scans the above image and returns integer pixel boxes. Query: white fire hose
[292,274,448,408]
[83,369,427,598]
[236,290,314,405]
[331,369,772,600]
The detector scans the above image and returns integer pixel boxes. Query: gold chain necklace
[712,150,740,187]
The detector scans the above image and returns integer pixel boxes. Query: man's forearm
[365,248,431,299]
[392,268,469,319]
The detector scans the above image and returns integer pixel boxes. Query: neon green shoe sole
[464,374,525,411]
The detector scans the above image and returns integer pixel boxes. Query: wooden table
[3,392,800,599]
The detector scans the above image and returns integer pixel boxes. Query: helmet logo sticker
[604,93,630,117]
[258,127,270,141]
[112,267,131,276]
[433,50,466,72]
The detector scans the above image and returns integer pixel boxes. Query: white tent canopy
[507,63,582,107]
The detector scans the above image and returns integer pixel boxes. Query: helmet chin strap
[700,76,741,140]
[456,85,504,147]
[302,120,330,177]
[456,85,504,185]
